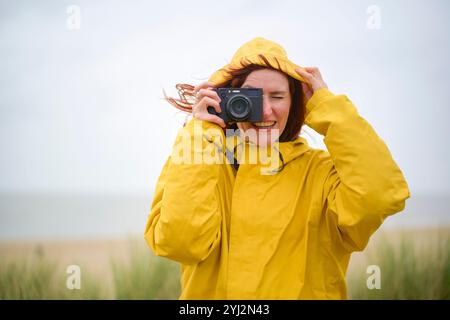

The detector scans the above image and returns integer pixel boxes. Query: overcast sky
[0,0,449,196]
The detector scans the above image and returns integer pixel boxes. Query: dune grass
[0,245,105,299]
[346,229,450,299]
[0,229,449,300]
[110,238,180,299]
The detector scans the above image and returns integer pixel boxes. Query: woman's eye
[272,97,283,99]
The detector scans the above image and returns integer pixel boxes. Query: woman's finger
[295,68,315,85]
[297,67,328,91]
[304,67,326,82]
[296,68,313,78]
[304,67,319,75]
[199,96,222,114]
[194,81,215,93]
[197,88,221,103]
[296,69,317,94]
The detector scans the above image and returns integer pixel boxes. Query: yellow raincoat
[144,37,410,299]
[144,88,410,299]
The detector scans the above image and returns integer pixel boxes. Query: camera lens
[227,95,251,121]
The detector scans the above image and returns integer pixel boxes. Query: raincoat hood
[208,37,311,85]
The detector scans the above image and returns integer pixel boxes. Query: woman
[144,37,410,299]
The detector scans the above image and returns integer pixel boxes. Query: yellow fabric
[144,87,410,299]
[208,37,311,86]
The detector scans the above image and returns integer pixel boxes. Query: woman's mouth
[252,121,276,129]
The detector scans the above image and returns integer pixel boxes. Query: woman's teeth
[253,121,276,128]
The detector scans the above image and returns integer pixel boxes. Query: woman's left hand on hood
[295,67,328,105]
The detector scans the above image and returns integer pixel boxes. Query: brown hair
[164,54,305,142]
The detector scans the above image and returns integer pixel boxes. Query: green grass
[0,245,104,299]
[346,229,450,299]
[0,239,180,300]
[1,230,449,299]
[110,237,180,299]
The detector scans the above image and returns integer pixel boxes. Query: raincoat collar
[224,133,310,173]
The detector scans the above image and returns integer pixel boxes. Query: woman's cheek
[275,103,290,123]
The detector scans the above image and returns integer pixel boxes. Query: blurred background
[0,0,449,299]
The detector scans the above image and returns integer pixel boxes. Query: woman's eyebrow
[241,84,287,94]
[269,91,288,94]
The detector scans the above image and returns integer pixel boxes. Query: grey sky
[1,0,449,196]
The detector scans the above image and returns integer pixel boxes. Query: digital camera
[207,88,263,123]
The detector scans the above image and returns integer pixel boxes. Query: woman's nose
[262,95,273,118]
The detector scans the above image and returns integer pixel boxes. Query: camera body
[207,88,263,123]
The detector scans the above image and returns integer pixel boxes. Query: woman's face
[237,68,291,147]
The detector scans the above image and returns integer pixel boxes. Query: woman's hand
[192,82,226,128]
[295,67,328,105]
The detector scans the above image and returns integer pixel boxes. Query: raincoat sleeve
[144,118,227,265]
[305,88,410,252]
